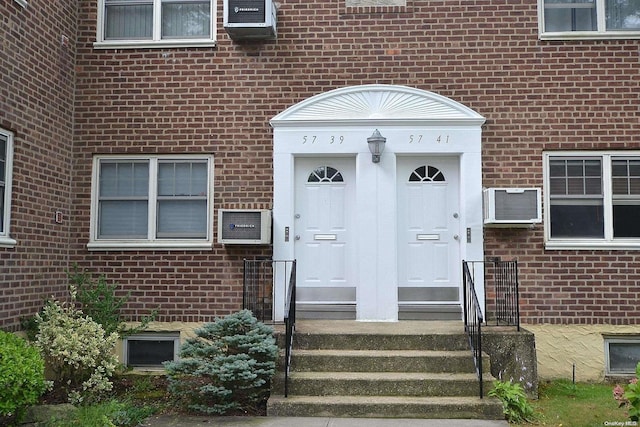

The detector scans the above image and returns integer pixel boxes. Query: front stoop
[267,320,504,420]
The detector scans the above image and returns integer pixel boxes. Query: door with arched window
[397,156,461,319]
[294,157,356,318]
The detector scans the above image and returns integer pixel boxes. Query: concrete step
[267,395,504,419]
[294,332,470,351]
[290,349,491,373]
[282,371,493,397]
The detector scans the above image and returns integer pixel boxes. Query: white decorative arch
[271,84,485,127]
[270,85,485,322]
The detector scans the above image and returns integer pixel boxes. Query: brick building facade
[2,0,640,380]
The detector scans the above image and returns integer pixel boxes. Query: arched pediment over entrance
[271,84,485,127]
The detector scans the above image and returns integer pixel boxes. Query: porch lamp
[367,129,386,163]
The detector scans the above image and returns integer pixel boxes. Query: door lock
[295,235,301,240]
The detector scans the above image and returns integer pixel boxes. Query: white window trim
[88,154,214,251]
[94,0,217,50]
[123,332,180,370]
[544,151,640,250]
[0,129,16,249]
[604,335,640,376]
[538,0,640,40]
[14,0,28,8]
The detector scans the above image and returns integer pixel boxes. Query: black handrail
[284,261,296,398]
[463,260,484,399]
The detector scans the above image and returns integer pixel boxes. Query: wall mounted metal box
[483,188,542,227]
[223,0,277,40]
[218,209,272,244]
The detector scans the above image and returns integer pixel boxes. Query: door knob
[295,235,301,240]
[454,235,459,240]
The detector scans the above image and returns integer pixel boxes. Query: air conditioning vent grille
[494,190,538,221]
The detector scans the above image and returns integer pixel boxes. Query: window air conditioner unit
[223,0,277,40]
[483,188,542,228]
[218,209,272,245]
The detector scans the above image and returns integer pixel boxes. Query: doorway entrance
[271,85,485,322]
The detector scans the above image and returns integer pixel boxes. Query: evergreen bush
[0,331,48,423]
[165,310,278,415]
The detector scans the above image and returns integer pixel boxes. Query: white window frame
[605,336,640,376]
[123,332,180,369]
[88,154,214,251]
[544,151,640,250]
[538,0,640,40]
[0,129,16,249]
[94,0,217,50]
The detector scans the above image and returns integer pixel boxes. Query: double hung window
[545,152,640,249]
[96,0,216,48]
[539,0,640,39]
[90,155,213,250]
[0,129,15,248]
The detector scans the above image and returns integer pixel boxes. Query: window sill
[93,40,217,50]
[87,240,213,251]
[540,31,640,41]
[0,236,17,248]
[545,240,640,250]
[14,0,27,8]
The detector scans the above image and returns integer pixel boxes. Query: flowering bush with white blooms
[35,299,119,405]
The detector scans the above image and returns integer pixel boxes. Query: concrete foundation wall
[524,324,640,382]
[483,328,538,398]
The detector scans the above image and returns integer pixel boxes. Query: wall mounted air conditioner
[223,0,277,40]
[218,209,272,245]
[483,188,542,228]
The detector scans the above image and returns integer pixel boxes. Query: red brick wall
[0,1,77,331]
[66,0,640,326]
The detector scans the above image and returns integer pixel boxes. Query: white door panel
[398,157,460,303]
[295,158,355,301]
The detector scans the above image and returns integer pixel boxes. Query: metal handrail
[284,261,296,398]
[463,260,485,399]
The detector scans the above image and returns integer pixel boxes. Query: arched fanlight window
[408,165,445,182]
[308,166,344,183]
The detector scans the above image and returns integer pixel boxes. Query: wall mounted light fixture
[367,129,386,163]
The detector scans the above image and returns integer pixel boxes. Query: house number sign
[299,134,451,145]
[301,135,345,144]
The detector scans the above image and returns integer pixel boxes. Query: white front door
[397,156,462,319]
[294,158,356,318]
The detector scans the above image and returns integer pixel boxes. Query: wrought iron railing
[243,258,273,323]
[462,260,485,399]
[242,258,296,397]
[283,261,296,398]
[491,259,520,331]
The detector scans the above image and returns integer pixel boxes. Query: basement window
[124,333,180,369]
[605,336,640,375]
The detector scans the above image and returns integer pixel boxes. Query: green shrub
[35,300,119,405]
[488,379,535,423]
[614,362,640,421]
[68,264,157,338]
[165,310,278,415]
[45,399,155,427]
[0,331,48,422]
